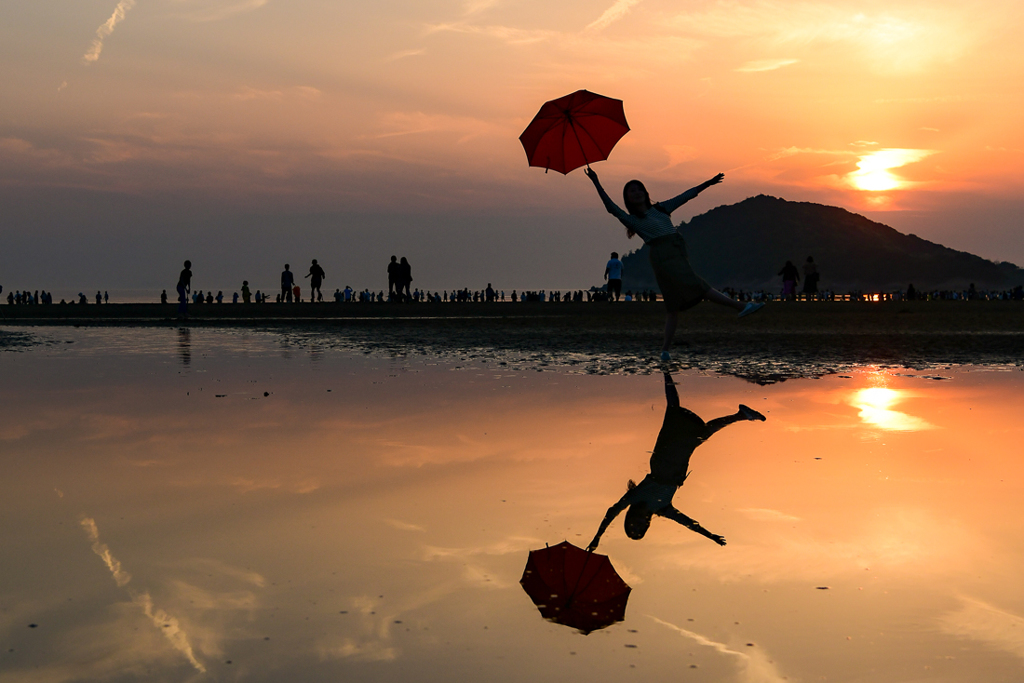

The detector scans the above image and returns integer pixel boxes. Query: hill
[618,195,1024,293]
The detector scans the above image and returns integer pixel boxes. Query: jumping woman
[585,168,763,360]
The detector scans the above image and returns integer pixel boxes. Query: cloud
[384,519,425,532]
[649,615,790,683]
[424,22,555,45]
[463,0,498,15]
[735,58,799,72]
[586,0,643,32]
[386,49,426,62]
[172,0,269,23]
[82,0,136,64]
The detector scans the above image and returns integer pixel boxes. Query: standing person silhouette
[585,169,763,360]
[605,251,623,302]
[305,259,326,302]
[281,264,294,303]
[387,256,400,300]
[176,260,192,319]
[398,257,412,302]
[779,260,799,301]
[587,372,766,551]
[802,256,819,296]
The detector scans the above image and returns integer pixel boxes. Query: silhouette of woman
[586,372,765,551]
[585,169,763,360]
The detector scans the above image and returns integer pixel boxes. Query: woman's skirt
[647,233,710,312]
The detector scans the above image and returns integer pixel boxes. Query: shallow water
[2,327,1024,682]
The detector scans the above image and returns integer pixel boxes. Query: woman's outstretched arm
[658,173,725,214]
[584,168,630,221]
[660,507,726,545]
[586,496,631,551]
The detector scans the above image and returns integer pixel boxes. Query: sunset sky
[2,0,1022,295]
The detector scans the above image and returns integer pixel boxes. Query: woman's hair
[624,503,652,539]
[623,180,670,219]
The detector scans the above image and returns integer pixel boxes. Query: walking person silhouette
[585,169,763,360]
[305,259,326,302]
[586,371,766,551]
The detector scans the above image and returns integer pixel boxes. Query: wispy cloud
[386,49,426,62]
[82,0,136,64]
[586,0,643,32]
[736,58,799,72]
[173,0,269,23]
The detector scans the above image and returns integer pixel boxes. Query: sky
[1,0,1023,297]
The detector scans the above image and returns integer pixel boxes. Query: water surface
[2,327,1023,682]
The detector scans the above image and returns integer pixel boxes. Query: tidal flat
[2,325,1023,683]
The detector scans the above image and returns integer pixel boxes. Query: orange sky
[1,0,1022,292]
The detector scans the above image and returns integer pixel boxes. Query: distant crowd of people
[5,253,1023,311]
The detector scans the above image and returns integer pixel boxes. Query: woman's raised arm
[658,173,725,214]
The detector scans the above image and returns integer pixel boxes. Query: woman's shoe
[660,351,671,361]
[738,302,765,318]
[739,404,766,421]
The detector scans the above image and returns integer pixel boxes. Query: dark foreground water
[2,327,1023,682]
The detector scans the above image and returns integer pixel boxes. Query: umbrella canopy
[520,541,631,634]
[519,90,629,175]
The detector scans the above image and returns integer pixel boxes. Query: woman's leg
[662,311,679,353]
[704,288,744,312]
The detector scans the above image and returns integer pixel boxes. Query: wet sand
[4,301,1021,383]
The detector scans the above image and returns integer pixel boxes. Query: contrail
[82,0,137,64]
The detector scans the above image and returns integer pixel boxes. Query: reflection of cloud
[650,615,790,683]
[586,0,643,32]
[81,518,132,587]
[79,517,205,672]
[385,519,425,532]
[737,508,801,522]
[83,0,136,65]
[665,506,976,583]
[736,58,799,72]
[424,537,539,589]
[939,597,1024,661]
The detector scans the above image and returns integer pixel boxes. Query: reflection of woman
[585,168,763,361]
[587,372,765,551]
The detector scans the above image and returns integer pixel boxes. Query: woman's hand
[584,167,599,183]
[710,534,727,546]
[707,173,724,186]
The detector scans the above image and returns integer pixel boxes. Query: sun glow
[847,149,935,192]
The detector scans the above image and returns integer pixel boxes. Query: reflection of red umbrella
[520,541,631,634]
[519,90,629,175]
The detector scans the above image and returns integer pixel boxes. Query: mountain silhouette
[618,195,1024,293]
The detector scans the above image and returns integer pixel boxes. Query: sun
[847,148,935,192]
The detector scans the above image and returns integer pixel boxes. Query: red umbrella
[520,541,631,634]
[519,90,629,175]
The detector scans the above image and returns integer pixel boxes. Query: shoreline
[1,300,1022,333]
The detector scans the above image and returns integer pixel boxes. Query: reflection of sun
[851,387,933,431]
[848,149,935,192]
